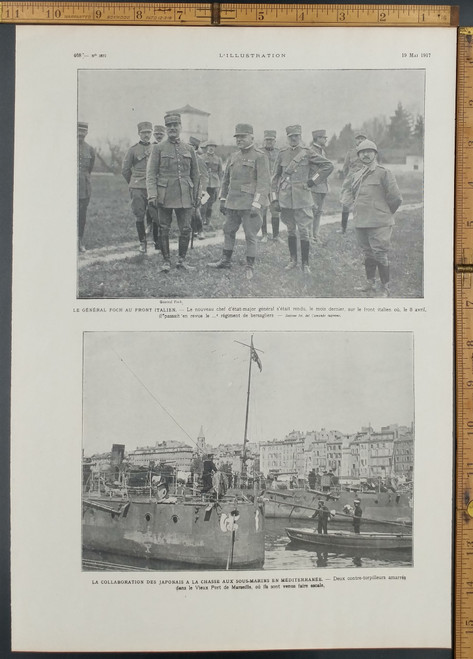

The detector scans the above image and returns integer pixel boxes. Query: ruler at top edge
[0,3,458,26]
[455,27,473,659]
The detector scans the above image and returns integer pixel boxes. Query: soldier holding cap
[122,121,153,254]
[272,125,333,274]
[260,130,282,243]
[343,139,402,297]
[208,124,270,279]
[77,122,95,253]
[310,129,334,244]
[202,140,223,228]
[189,136,209,240]
[339,129,368,234]
[152,125,166,144]
[146,113,200,271]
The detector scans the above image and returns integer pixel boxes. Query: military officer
[339,129,367,234]
[122,121,153,253]
[342,140,402,297]
[152,124,166,144]
[189,136,209,240]
[208,123,270,280]
[202,139,223,228]
[272,125,333,275]
[77,121,95,253]
[260,130,282,243]
[310,129,334,243]
[146,113,200,272]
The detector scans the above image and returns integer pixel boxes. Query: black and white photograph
[78,68,424,299]
[82,331,414,571]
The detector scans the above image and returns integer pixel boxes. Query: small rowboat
[286,527,412,550]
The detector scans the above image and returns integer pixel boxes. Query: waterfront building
[128,440,193,471]
[393,433,414,478]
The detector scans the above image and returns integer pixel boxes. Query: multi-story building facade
[260,433,305,478]
[392,433,414,478]
[128,441,193,472]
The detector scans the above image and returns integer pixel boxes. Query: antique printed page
[11,26,455,651]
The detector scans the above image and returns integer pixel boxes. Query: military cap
[164,113,181,125]
[189,136,201,147]
[354,498,361,504]
[354,129,367,139]
[137,121,152,132]
[206,139,218,146]
[286,125,302,136]
[264,130,277,139]
[312,129,327,139]
[356,139,378,153]
[153,124,166,133]
[234,123,253,136]
[77,121,88,130]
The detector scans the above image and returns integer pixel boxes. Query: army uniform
[343,140,402,296]
[146,113,199,269]
[189,136,209,239]
[122,121,153,252]
[260,130,281,242]
[202,144,223,225]
[208,123,270,279]
[310,130,334,242]
[77,122,95,252]
[272,125,333,272]
[340,131,367,233]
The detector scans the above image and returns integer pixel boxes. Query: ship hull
[263,488,412,525]
[82,497,265,570]
[286,527,412,550]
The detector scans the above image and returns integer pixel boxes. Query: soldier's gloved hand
[307,179,316,188]
[270,200,281,213]
[249,205,261,219]
[148,197,158,208]
[219,200,227,215]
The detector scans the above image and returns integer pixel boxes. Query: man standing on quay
[343,139,402,297]
[122,121,153,254]
[77,121,95,253]
[310,129,333,244]
[208,123,270,280]
[146,113,199,272]
[260,130,282,243]
[339,129,367,234]
[272,125,333,275]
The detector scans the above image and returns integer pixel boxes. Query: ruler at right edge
[455,27,473,659]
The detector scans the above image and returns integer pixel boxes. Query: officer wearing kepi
[152,124,166,144]
[343,139,402,297]
[272,125,333,274]
[77,121,95,253]
[122,121,153,253]
[202,139,223,228]
[260,130,282,243]
[208,123,270,280]
[310,129,334,243]
[146,113,200,272]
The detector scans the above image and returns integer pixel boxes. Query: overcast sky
[82,331,414,456]
[78,68,424,146]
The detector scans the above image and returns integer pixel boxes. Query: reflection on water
[265,517,413,570]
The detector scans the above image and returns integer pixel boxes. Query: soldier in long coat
[77,121,95,253]
[339,129,367,234]
[310,129,334,243]
[260,130,282,243]
[208,123,270,280]
[272,125,333,274]
[189,136,209,240]
[122,121,153,253]
[146,113,200,271]
[342,140,402,297]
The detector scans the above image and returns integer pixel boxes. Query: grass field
[78,171,423,299]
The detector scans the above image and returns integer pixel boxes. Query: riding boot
[271,216,281,240]
[300,239,311,274]
[284,235,298,270]
[341,211,349,233]
[177,235,194,269]
[208,249,232,269]
[136,220,147,253]
[153,221,161,251]
[160,234,171,271]
[378,263,390,297]
[246,256,255,279]
[356,258,377,293]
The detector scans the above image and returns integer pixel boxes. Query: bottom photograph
[82,331,414,572]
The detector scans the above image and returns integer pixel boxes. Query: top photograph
[77,67,424,299]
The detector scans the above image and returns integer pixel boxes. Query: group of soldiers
[78,112,402,295]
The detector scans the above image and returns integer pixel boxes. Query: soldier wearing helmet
[339,129,368,234]
[343,139,402,297]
